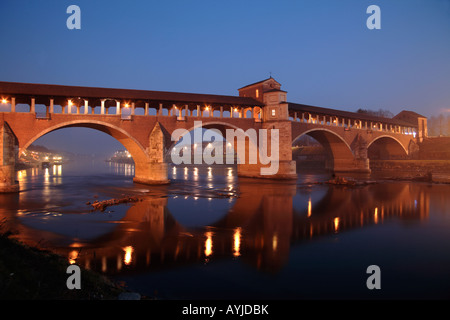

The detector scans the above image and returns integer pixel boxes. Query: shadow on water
[1,160,450,299]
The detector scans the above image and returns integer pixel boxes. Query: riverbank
[0,230,127,300]
[370,160,450,174]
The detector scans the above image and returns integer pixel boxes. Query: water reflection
[1,162,449,298]
[1,168,435,276]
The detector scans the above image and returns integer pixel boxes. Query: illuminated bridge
[0,78,427,192]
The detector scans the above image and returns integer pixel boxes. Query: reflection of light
[68,251,78,264]
[208,167,212,177]
[123,246,134,265]
[194,167,198,176]
[308,197,312,217]
[334,217,340,233]
[204,232,213,257]
[272,234,278,251]
[374,207,378,224]
[184,167,188,176]
[17,170,26,179]
[172,167,177,175]
[227,168,233,177]
[233,228,241,257]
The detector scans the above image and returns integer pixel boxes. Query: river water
[1,160,450,300]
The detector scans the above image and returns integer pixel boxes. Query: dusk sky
[1,0,449,155]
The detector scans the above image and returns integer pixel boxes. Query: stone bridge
[0,78,427,192]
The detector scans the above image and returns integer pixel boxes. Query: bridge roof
[0,81,263,107]
[288,102,416,127]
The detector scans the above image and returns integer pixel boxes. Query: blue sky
[1,0,449,154]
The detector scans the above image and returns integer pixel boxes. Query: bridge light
[124,103,129,108]
[1,98,7,104]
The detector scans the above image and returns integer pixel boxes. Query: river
[1,160,450,300]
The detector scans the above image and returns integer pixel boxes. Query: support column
[230,106,234,118]
[30,98,35,113]
[11,97,16,113]
[145,102,149,116]
[185,105,189,117]
[84,100,89,114]
[220,106,223,118]
[0,122,19,193]
[131,102,135,116]
[49,99,54,114]
[294,112,297,121]
[159,103,163,116]
[116,101,121,115]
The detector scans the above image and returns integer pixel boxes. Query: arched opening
[166,122,260,166]
[19,121,149,182]
[292,129,354,172]
[368,136,408,160]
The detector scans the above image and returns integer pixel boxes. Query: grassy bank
[0,231,125,300]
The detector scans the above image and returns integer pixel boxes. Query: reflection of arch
[367,135,408,160]
[21,120,148,175]
[292,128,354,169]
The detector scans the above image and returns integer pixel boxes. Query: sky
[1,0,449,155]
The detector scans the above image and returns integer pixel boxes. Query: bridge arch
[167,121,260,165]
[367,135,408,160]
[292,128,355,171]
[21,120,150,175]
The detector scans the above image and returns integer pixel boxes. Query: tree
[356,108,394,118]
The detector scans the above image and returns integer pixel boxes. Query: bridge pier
[133,122,170,185]
[0,122,19,193]
[133,162,170,185]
